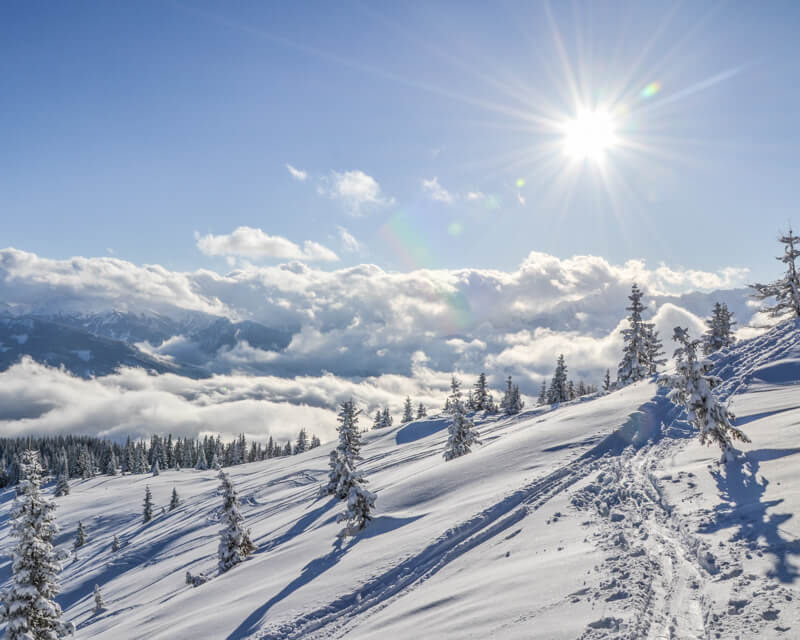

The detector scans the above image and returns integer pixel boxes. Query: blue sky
[2,1,799,281]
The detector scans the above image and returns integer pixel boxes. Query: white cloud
[323,170,393,215]
[337,226,362,253]
[466,191,485,201]
[195,227,339,262]
[422,177,455,204]
[286,163,308,181]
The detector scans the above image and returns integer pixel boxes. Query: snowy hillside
[2,322,799,639]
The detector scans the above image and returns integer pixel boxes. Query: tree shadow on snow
[700,448,800,584]
[225,538,350,640]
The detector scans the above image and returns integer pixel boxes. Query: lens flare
[640,82,661,98]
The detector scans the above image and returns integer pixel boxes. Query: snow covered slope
[1,321,799,639]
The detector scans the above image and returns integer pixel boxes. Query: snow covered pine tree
[217,470,256,572]
[703,302,737,354]
[659,327,750,464]
[617,283,651,384]
[1,450,72,639]
[547,355,569,403]
[143,486,153,523]
[751,227,800,319]
[402,396,414,423]
[93,585,105,613]
[444,376,481,461]
[169,487,180,511]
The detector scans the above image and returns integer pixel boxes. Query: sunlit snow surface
[1,321,798,639]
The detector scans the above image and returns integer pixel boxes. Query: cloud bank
[195,227,339,262]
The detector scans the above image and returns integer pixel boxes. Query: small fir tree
[603,369,611,391]
[402,396,414,423]
[659,327,750,464]
[151,459,160,476]
[416,402,427,419]
[295,428,309,454]
[169,487,180,511]
[111,535,120,552]
[703,302,737,354]
[73,521,86,550]
[443,376,481,461]
[750,227,800,319]
[617,284,651,385]
[93,585,105,613]
[537,381,547,405]
[143,486,153,523]
[217,471,256,572]
[547,355,569,404]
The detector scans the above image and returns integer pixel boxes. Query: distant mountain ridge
[0,310,294,378]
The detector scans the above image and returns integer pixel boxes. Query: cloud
[195,227,339,262]
[0,247,753,409]
[323,170,393,215]
[337,226,362,253]
[286,163,308,181]
[466,192,485,201]
[422,177,455,204]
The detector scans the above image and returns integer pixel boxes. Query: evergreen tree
[537,381,547,406]
[547,355,569,404]
[443,376,481,461]
[644,323,666,375]
[322,399,363,498]
[217,470,256,572]
[73,521,86,550]
[472,373,490,411]
[111,535,120,552]
[402,396,414,423]
[703,302,737,354]
[151,459,160,476]
[500,375,524,414]
[295,428,309,454]
[416,403,427,419]
[105,446,118,476]
[210,452,222,470]
[195,445,208,471]
[54,453,70,497]
[143,486,153,523]
[567,380,576,400]
[310,434,321,449]
[659,327,750,464]
[603,369,611,391]
[381,407,393,429]
[372,410,382,430]
[617,284,651,385]
[169,487,180,511]
[93,585,105,613]
[336,466,377,537]
[750,227,800,319]
[0,451,70,639]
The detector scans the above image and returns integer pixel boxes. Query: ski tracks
[250,458,599,640]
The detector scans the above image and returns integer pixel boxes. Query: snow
[1,321,799,639]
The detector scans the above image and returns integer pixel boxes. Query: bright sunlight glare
[562,109,618,162]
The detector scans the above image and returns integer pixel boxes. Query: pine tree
[547,355,569,403]
[295,428,309,454]
[73,521,86,550]
[472,373,490,411]
[93,585,105,613]
[169,487,180,511]
[151,459,160,476]
[500,375,524,414]
[372,410,382,430]
[210,453,221,470]
[603,369,611,391]
[111,535,120,552]
[143,486,153,523]
[310,434,321,449]
[416,402,427,419]
[0,450,70,639]
[321,399,363,498]
[644,323,666,375]
[54,454,70,497]
[195,445,208,471]
[659,327,750,464]
[750,227,800,319]
[443,376,481,461]
[402,396,414,423]
[703,302,737,354]
[105,446,118,476]
[537,381,547,406]
[217,471,256,572]
[381,407,393,429]
[567,380,576,400]
[617,283,651,385]
[336,467,377,537]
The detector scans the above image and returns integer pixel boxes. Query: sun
[561,108,618,162]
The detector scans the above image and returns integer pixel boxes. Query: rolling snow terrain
[1,321,799,639]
